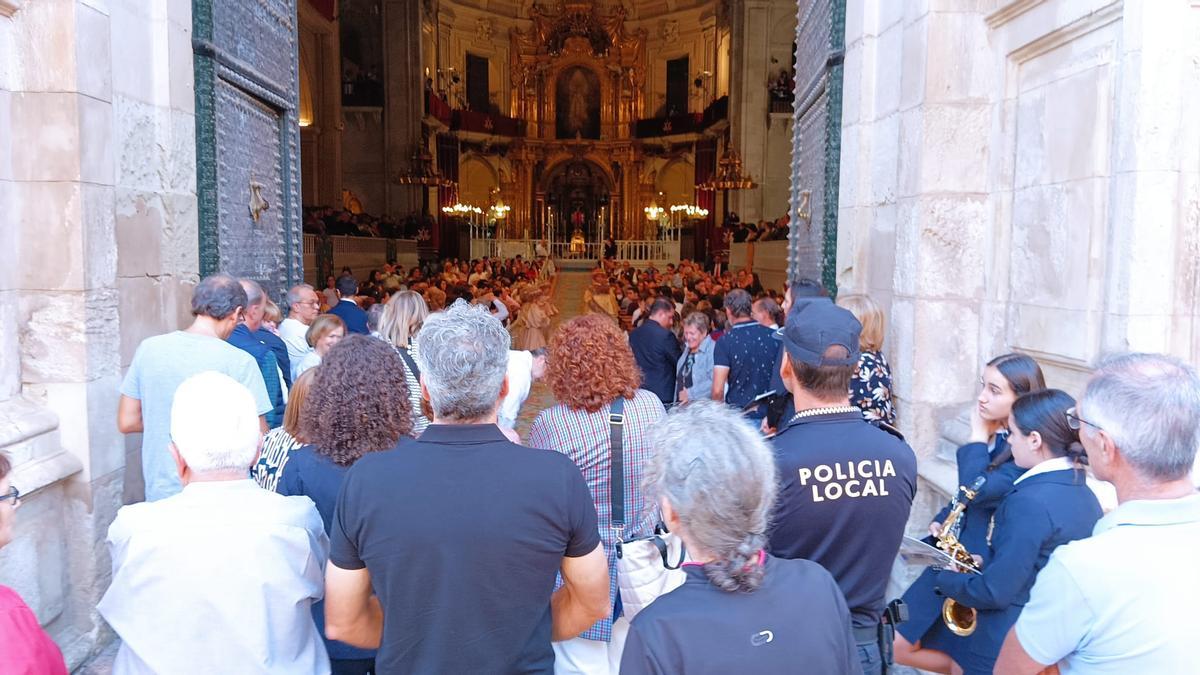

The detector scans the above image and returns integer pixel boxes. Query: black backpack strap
[609,396,626,536]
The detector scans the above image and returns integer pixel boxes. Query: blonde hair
[379,291,429,349]
[836,294,885,351]
[263,299,283,324]
[306,314,346,348]
[283,368,316,440]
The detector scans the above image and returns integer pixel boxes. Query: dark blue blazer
[932,469,1101,675]
[629,321,682,404]
[898,437,1023,645]
[328,298,369,335]
[255,327,292,388]
[226,324,285,427]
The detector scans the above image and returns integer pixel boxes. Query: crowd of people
[576,259,895,431]
[2,252,1198,675]
[725,212,791,243]
[303,206,435,241]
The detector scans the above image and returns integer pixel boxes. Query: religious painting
[556,67,601,140]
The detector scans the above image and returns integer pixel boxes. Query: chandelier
[395,149,455,187]
[699,148,758,191]
[441,203,482,216]
[670,204,710,218]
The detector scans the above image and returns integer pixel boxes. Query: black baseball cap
[772,299,862,367]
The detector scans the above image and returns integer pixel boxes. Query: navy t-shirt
[768,411,917,629]
[329,424,601,674]
[712,319,778,417]
[620,556,859,674]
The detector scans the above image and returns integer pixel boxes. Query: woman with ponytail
[619,401,859,674]
[923,389,1103,674]
[896,353,1046,672]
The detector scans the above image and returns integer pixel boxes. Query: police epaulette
[870,419,906,442]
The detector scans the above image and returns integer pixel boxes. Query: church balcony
[424,90,453,128]
[634,95,729,139]
[451,108,525,137]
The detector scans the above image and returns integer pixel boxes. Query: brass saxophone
[937,474,986,637]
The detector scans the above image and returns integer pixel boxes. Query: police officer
[767,300,918,675]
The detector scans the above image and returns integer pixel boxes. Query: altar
[481,2,658,244]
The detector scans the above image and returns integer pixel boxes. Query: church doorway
[541,159,614,247]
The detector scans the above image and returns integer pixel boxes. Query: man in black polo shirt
[768,300,917,675]
[324,301,610,674]
[711,288,777,418]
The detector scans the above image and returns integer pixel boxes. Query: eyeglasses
[1065,407,1103,432]
[0,485,20,508]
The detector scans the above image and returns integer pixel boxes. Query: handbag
[610,397,686,621]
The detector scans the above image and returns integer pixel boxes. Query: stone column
[835,0,998,553]
[727,0,770,222]
[317,15,344,208]
[384,0,425,216]
[727,0,796,223]
[0,0,197,666]
[1102,1,1200,361]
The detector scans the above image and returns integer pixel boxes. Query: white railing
[471,239,535,260]
[470,239,681,266]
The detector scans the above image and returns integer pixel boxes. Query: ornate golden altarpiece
[499,1,654,240]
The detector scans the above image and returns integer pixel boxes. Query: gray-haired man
[117,274,272,501]
[325,301,609,673]
[996,353,1200,674]
[280,283,320,379]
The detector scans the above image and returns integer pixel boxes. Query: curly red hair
[546,314,641,412]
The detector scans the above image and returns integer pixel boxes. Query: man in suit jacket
[328,275,369,335]
[629,297,682,404]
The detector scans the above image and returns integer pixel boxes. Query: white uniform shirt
[1015,493,1200,674]
[98,480,330,674]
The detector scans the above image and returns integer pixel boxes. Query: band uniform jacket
[898,436,1023,646]
[931,468,1101,674]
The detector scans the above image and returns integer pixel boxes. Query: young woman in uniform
[925,389,1102,673]
[893,353,1045,672]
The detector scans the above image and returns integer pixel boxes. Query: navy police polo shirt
[768,410,917,629]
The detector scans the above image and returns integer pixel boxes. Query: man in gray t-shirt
[118,274,271,501]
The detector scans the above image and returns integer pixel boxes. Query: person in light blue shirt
[118,274,272,501]
[996,352,1200,675]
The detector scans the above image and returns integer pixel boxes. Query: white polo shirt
[1014,492,1200,674]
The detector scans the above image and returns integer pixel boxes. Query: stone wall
[836,0,1200,549]
[0,0,196,666]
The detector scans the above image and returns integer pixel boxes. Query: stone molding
[0,397,80,494]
